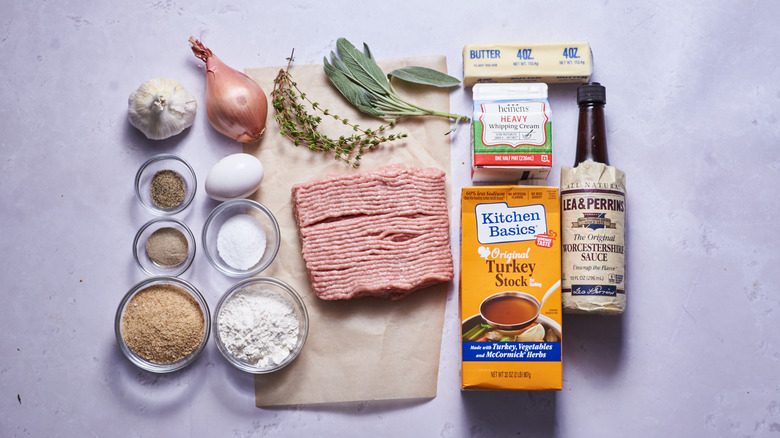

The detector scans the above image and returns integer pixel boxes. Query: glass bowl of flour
[202,199,281,278]
[213,277,309,373]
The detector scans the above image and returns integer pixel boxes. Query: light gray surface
[2,1,779,436]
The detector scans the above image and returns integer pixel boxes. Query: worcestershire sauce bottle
[560,83,627,315]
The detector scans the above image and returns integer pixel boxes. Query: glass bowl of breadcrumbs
[115,276,210,373]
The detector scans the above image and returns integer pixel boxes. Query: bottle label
[560,161,626,314]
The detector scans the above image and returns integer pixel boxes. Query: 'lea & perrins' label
[560,161,626,315]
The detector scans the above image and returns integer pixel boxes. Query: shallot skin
[189,37,268,143]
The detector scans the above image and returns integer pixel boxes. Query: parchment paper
[244,55,453,406]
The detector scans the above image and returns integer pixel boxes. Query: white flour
[216,213,267,270]
[218,286,299,368]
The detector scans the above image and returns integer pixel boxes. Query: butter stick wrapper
[463,43,593,87]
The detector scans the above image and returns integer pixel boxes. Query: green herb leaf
[363,43,373,60]
[388,66,462,88]
[335,38,389,96]
[357,104,384,118]
[324,57,374,108]
[329,51,359,81]
[323,38,470,133]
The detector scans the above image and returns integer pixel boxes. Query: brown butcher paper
[244,55,453,406]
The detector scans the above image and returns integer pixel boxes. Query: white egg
[205,153,264,201]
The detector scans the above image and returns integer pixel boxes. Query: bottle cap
[577,82,606,105]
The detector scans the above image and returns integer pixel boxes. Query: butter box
[460,186,562,390]
[463,42,593,87]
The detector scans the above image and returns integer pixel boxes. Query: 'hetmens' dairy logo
[475,202,547,244]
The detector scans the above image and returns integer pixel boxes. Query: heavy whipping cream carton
[460,186,562,390]
[471,83,553,183]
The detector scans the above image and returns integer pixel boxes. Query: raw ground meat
[291,163,454,300]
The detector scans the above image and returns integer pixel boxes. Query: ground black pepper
[150,169,186,209]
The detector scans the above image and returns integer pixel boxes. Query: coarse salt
[216,213,267,270]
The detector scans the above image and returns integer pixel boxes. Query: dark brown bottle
[561,81,626,315]
[574,82,609,166]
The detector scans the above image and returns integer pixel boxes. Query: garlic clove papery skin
[203,54,268,144]
[128,78,197,140]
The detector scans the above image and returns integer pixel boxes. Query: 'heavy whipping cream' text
[471,83,552,182]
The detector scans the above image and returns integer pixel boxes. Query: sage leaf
[324,58,374,109]
[329,52,358,82]
[357,104,383,118]
[388,66,461,87]
[335,38,389,96]
[363,43,373,60]
[323,38,470,132]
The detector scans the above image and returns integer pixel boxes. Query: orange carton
[460,186,562,390]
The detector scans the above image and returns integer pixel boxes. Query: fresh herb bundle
[272,54,407,167]
[324,38,469,134]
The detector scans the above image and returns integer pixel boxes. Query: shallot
[189,37,268,143]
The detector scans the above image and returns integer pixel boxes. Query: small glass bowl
[213,277,309,374]
[115,276,211,373]
[135,154,197,216]
[202,199,281,278]
[133,218,196,277]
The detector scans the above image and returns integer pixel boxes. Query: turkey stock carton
[460,186,562,390]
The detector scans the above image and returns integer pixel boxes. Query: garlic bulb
[127,78,197,140]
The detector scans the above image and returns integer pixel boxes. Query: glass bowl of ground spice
[134,154,197,216]
[213,277,309,374]
[202,199,281,278]
[133,217,196,277]
[115,276,211,373]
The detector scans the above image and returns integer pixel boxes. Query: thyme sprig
[271,54,407,167]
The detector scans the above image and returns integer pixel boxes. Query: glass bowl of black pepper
[133,217,196,277]
[135,154,197,216]
[115,276,211,373]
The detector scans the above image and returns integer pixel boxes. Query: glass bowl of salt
[213,276,309,374]
[202,199,281,278]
